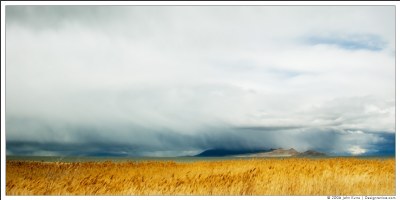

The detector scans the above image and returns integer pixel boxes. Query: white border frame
[1,1,398,200]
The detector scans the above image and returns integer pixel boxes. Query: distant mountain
[195,148,327,157]
[195,148,273,157]
[237,148,300,157]
[297,150,326,157]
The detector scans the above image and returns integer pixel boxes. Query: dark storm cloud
[6,115,394,156]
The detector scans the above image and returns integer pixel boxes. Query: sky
[5,6,395,157]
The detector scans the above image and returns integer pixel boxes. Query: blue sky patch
[306,34,386,51]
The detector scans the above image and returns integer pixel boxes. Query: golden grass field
[6,158,395,195]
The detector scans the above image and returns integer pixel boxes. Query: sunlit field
[6,158,395,195]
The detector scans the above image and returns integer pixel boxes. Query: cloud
[5,6,395,156]
[306,34,386,51]
[348,146,367,155]
[6,125,394,156]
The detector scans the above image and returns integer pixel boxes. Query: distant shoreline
[6,155,395,163]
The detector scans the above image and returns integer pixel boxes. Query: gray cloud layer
[6,6,395,156]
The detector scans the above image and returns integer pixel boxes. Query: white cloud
[348,146,367,155]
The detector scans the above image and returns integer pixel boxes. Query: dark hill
[195,148,273,157]
[297,150,326,157]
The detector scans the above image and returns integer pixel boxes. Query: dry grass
[6,158,395,195]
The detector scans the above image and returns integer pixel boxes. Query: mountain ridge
[195,148,273,157]
[195,148,326,157]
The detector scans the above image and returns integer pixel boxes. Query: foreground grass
[6,158,394,195]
